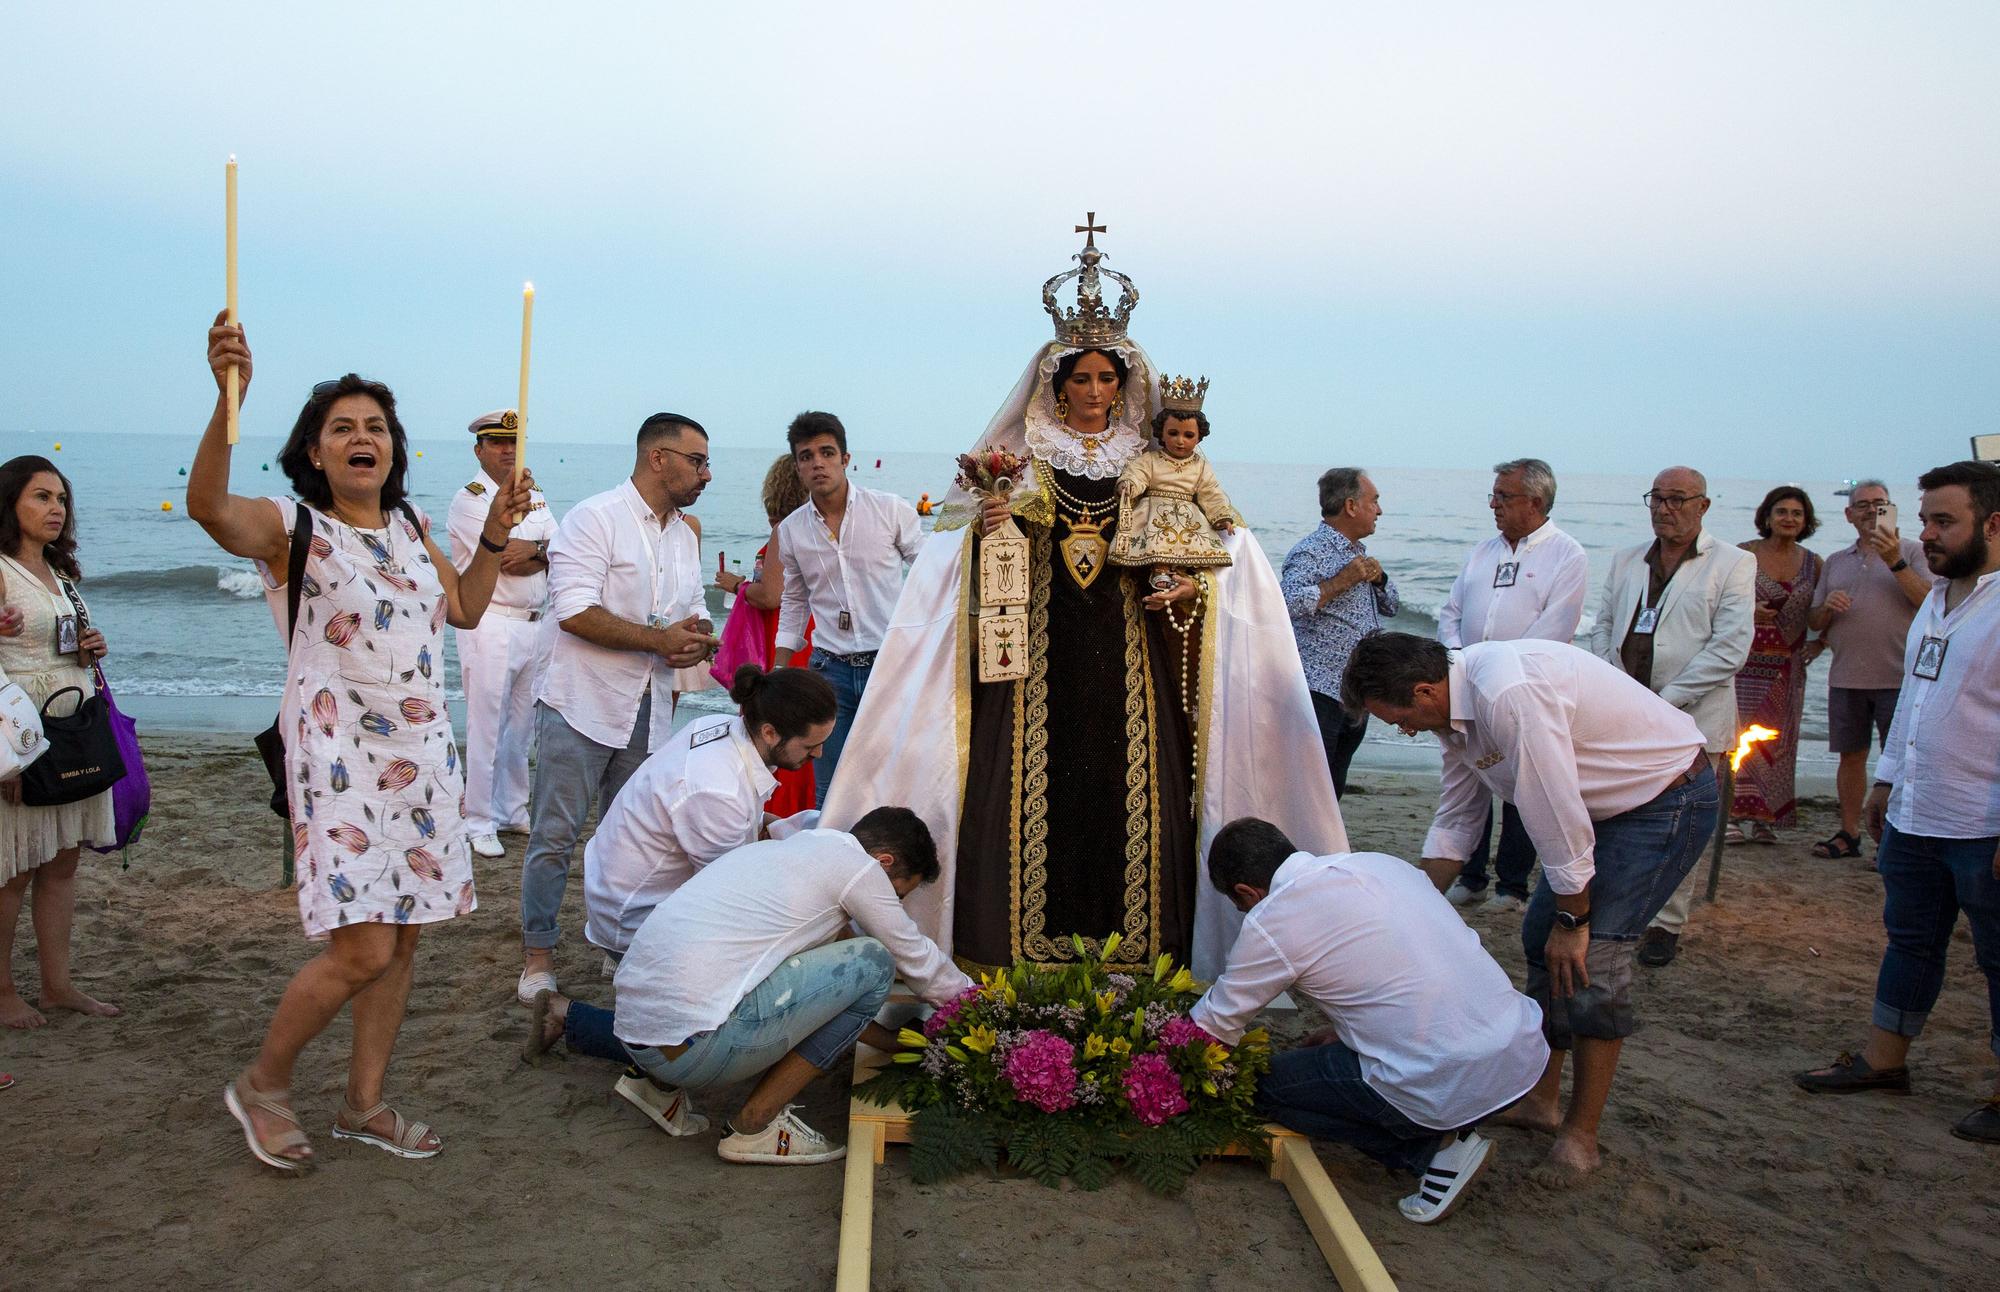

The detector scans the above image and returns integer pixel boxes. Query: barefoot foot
[1547,1130,1601,1175]
[38,987,121,1018]
[1487,1095,1562,1134]
[0,991,45,1029]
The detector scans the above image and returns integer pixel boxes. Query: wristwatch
[1889,558,1908,572]
[1553,909,1591,931]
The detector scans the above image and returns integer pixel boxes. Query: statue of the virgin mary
[823,220,1345,979]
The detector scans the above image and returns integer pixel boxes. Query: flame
[1729,724,1780,773]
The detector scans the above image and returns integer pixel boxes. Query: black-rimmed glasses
[1642,492,1706,511]
[656,445,712,473]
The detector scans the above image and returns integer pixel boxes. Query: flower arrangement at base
[853,933,1273,1195]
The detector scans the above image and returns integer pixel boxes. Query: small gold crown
[1041,212,1140,348]
[1160,375,1209,413]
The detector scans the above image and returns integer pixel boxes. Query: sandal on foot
[223,1069,315,1172]
[1750,823,1778,845]
[1725,823,1748,846]
[0,1072,14,1091]
[1811,830,1862,859]
[1951,1097,2000,1144]
[1794,1051,1911,1095]
[332,1100,442,1159]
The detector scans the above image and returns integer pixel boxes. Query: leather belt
[1666,749,1710,790]
[484,604,543,622]
[812,647,878,669]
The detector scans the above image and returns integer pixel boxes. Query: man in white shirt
[528,809,972,1164]
[771,412,923,800]
[1585,465,1755,967]
[446,410,558,859]
[584,666,836,958]
[1437,457,1589,913]
[1796,461,2000,1146]
[1190,818,1548,1224]
[1344,632,1717,1175]
[517,413,719,1005]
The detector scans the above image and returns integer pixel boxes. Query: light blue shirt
[1280,523,1399,700]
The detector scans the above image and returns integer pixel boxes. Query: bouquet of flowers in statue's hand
[854,932,1273,1195]
[955,448,1030,497]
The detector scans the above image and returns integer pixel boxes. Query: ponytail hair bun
[729,664,769,705]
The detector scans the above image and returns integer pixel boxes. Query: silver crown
[1041,212,1140,348]
[1160,375,1209,413]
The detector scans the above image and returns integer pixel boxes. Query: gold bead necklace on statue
[1158,573,1207,817]
[1036,459,1116,521]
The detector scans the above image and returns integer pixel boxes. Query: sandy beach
[3,733,1995,1291]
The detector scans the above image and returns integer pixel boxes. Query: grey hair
[1493,458,1557,514]
[1850,477,1890,499]
[1657,465,1708,493]
[1318,467,1367,518]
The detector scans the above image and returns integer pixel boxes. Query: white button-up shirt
[775,484,923,656]
[1422,641,1707,894]
[1191,851,1548,1130]
[445,472,557,612]
[583,715,777,955]
[1437,521,1589,648]
[536,478,704,750]
[612,828,973,1047]
[1876,571,2000,838]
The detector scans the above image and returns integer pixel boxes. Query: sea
[30,431,1858,788]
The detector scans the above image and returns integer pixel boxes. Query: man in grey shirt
[1805,479,1932,859]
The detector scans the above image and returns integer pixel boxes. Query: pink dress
[262,499,475,939]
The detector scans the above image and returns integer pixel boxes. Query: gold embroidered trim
[1121,574,1158,961]
[1193,571,1219,828]
[1012,523,1054,964]
[953,530,975,823]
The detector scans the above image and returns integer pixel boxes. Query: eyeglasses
[313,380,342,397]
[1642,492,1706,511]
[1846,499,1889,514]
[1487,490,1529,505]
[655,445,712,473]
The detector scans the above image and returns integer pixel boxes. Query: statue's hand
[1142,573,1197,612]
[980,493,1013,536]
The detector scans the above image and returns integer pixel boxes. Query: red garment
[753,542,816,818]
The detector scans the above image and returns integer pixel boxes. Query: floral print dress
[263,498,475,939]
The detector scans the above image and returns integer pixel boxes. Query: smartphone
[1877,503,1898,536]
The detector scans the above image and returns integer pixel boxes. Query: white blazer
[1585,530,1756,751]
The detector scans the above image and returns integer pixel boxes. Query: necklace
[1038,461,1114,589]
[1157,573,1207,817]
[1036,460,1115,521]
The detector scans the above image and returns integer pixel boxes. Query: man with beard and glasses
[1797,461,2000,1146]
[516,413,719,1006]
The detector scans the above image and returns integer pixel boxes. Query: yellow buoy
[161,501,173,512]
[415,450,424,458]
[53,442,62,451]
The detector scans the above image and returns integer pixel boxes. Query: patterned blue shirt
[1281,523,1401,700]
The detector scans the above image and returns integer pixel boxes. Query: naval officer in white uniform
[448,409,558,859]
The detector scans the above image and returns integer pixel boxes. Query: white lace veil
[936,337,1163,529]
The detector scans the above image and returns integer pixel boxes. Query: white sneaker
[471,833,504,858]
[1444,879,1487,908]
[615,1073,710,1137]
[1398,1131,1493,1224]
[517,967,558,1007]
[1484,893,1527,915]
[717,1105,845,1164]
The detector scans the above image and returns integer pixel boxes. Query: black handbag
[256,504,314,819]
[20,682,127,807]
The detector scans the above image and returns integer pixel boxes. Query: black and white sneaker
[1398,1131,1493,1224]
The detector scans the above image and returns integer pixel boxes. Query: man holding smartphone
[1806,480,1933,860]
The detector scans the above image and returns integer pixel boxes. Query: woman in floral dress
[1730,487,1825,842]
[190,312,533,1171]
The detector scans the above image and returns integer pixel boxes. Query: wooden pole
[225,154,240,443]
[1704,759,1734,902]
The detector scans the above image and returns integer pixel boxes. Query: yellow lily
[1101,932,1123,959]
[962,1025,999,1055]
[1166,967,1197,994]
[1201,1079,1218,1096]
[896,1027,929,1049]
[1242,1027,1270,1048]
[1083,1034,1109,1060]
[1110,1036,1132,1056]
[1153,953,1173,983]
[1203,1042,1231,1072]
[1094,989,1117,1016]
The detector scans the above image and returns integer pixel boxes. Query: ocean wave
[81,564,267,600]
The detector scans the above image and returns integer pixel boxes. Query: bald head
[1647,465,1710,546]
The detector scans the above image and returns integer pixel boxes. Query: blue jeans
[584,938,893,1090]
[1871,825,2000,1060]
[808,649,872,802]
[1254,1041,1444,1175]
[1523,765,1718,1047]
[520,696,651,950]
[1456,799,1538,900]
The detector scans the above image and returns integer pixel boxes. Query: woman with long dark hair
[0,454,118,1029]
[190,311,533,1171]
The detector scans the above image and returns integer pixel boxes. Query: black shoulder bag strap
[258,503,313,819]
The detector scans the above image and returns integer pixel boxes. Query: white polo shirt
[1876,571,2000,838]
[582,715,777,954]
[1422,641,1706,895]
[612,828,972,1048]
[1437,521,1589,648]
[775,484,923,657]
[537,478,704,750]
[1191,851,1548,1131]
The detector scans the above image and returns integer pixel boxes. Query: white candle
[225,154,240,444]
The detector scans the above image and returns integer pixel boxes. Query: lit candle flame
[1729,724,1780,773]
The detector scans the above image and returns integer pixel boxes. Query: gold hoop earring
[1110,396,1124,423]
[1055,393,1070,419]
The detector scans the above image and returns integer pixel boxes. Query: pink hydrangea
[1158,1017,1217,1050]
[1122,1052,1189,1126]
[923,986,982,1038]
[1001,1029,1079,1113]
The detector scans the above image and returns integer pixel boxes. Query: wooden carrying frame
[837,1040,1399,1291]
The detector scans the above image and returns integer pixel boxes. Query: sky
[3,2,1996,481]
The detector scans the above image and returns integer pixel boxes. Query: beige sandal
[331,1099,442,1159]
[223,1068,315,1172]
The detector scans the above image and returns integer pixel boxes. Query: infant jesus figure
[1109,374,1241,591]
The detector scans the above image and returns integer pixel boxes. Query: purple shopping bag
[87,664,149,857]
